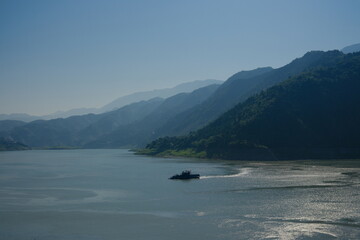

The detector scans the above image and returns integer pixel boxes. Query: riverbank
[136,147,360,161]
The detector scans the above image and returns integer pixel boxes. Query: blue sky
[1,0,360,115]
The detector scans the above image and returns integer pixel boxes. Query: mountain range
[84,84,220,148]
[341,43,360,54]
[0,79,222,122]
[155,50,343,137]
[1,43,360,159]
[99,79,222,113]
[0,84,220,148]
[145,51,360,160]
[0,137,29,151]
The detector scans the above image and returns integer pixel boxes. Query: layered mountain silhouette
[84,84,220,148]
[155,50,343,136]
[146,52,360,160]
[341,43,360,54]
[0,84,220,148]
[0,137,29,151]
[0,113,41,122]
[2,46,360,159]
[99,79,222,113]
[0,120,26,132]
[0,79,222,122]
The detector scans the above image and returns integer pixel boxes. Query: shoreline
[135,147,360,161]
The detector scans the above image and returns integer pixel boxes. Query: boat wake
[201,168,252,179]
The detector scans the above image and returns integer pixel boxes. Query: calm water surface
[0,149,360,240]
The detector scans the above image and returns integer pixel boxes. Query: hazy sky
[1,0,360,115]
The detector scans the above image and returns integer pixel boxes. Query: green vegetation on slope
[83,84,220,148]
[2,98,164,148]
[145,52,360,160]
[1,84,219,149]
[156,51,343,136]
[0,137,30,151]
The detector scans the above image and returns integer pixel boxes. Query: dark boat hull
[169,174,200,180]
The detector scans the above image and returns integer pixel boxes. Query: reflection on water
[201,167,252,179]
[0,150,359,240]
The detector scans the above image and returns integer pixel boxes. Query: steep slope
[7,98,164,147]
[157,51,343,136]
[5,80,222,148]
[341,43,360,54]
[0,137,30,151]
[145,52,360,160]
[84,84,220,148]
[77,98,164,144]
[99,79,222,112]
[42,107,98,120]
[8,114,102,147]
[0,113,41,122]
[0,80,222,121]
[0,120,26,132]
[157,67,273,136]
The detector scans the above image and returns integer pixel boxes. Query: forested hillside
[2,50,358,154]
[1,98,164,147]
[0,137,30,151]
[0,85,219,148]
[145,52,360,160]
[84,84,220,148]
[157,51,343,136]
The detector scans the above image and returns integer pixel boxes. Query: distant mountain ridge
[2,46,359,156]
[84,84,220,148]
[156,50,343,137]
[0,120,26,132]
[99,79,222,112]
[0,113,41,122]
[145,51,360,160]
[0,137,30,151]
[0,84,220,148]
[341,43,360,54]
[0,79,222,121]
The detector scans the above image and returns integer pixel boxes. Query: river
[0,149,359,239]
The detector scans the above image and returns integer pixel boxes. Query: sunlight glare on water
[0,150,359,240]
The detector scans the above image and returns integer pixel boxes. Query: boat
[169,170,200,180]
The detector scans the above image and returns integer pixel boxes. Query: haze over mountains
[341,43,360,54]
[100,79,222,113]
[84,84,220,148]
[156,50,344,137]
[2,43,358,123]
[0,79,222,122]
[1,43,360,160]
[0,83,221,148]
[146,51,360,160]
